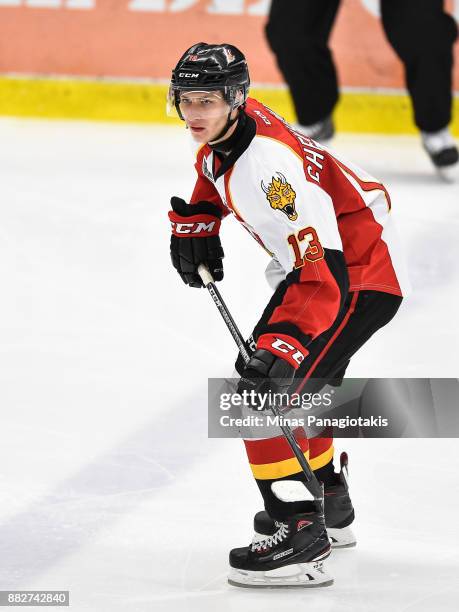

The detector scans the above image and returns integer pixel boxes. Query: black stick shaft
[198,264,323,500]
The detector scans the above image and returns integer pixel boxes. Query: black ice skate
[228,503,333,588]
[253,452,356,550]
[422,127,459,181]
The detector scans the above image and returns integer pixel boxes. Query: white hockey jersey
[189,97,408,360]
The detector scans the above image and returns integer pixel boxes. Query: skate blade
[328,526,357,549]
[228,555,333,588]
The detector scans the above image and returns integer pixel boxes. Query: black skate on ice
[253,452,356,550]
[228,503,333,588]
[422,127,459,182]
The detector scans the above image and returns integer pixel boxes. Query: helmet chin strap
[209,108,240,146]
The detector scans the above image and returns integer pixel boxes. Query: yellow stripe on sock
[250,450,310,480]
[309,445,335,471]
[250,443,334,480]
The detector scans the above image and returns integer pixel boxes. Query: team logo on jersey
[261,173,298,221]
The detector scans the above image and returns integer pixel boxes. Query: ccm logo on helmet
[271,338,305,366]
[171,220,217,234]
[178,72,200,78]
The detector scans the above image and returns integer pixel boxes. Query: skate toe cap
[229,546,250,569]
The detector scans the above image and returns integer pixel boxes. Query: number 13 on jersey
[287,226,324,269]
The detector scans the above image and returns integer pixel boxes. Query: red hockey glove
[256,333,308,370]
[237,335,308,408]
[169,196,224,288]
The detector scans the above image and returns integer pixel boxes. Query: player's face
[179,91,233,143]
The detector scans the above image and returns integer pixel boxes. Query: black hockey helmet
[167,42,250,120]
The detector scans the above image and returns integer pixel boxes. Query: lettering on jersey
[249,101,326,185]
[202,155,215,183]
[250,101,325,184]
[253,109,272,126]
[293,132,325,184]
[261,173,298,221]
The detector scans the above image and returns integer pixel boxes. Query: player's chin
[188,126,209,142]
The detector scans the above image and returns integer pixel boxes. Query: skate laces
[251,522,289,553]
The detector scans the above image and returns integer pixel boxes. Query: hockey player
[167,43,408,588]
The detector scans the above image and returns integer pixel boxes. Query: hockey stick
[198,263,323,501]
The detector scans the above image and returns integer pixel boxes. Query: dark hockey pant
[240,289,403,520]
[266,0,458,132]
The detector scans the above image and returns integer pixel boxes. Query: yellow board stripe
[250,445,334,480]
[0,77,178,124]
[1,76,458,136]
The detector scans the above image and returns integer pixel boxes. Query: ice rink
[1,117,458,611]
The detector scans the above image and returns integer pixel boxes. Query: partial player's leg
[265,0,341,140]
[254,451,357,549]
[229,292,352,587]
[380,0,459,178]
[296,290,402,544]
[244,290,402,555]
[228,502,333,588]
[229,428,333,588]
[230,289,402,586]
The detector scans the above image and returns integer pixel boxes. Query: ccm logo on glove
[169,215,220,236]
[257,333,307,368]
[168,196,224,288]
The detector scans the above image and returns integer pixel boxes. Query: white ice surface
[0,119,458,611]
